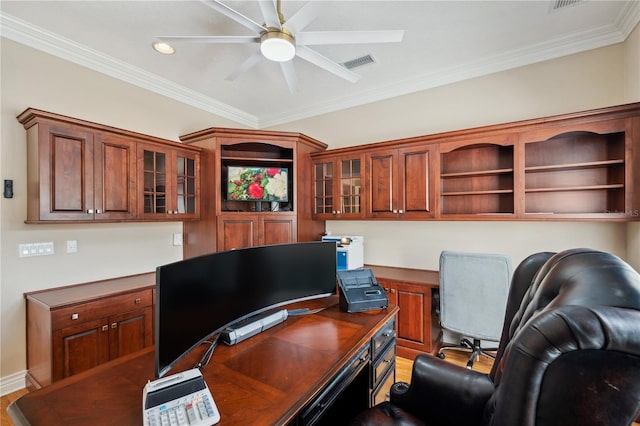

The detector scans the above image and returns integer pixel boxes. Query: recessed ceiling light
[153,41,175,55]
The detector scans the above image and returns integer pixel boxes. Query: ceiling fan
[157,0,404,92]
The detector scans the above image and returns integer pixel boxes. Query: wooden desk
[9,296,398,426]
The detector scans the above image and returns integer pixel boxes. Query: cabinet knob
[87,209,94,214]
[71,313,79,320]
[95,209,102,214]
[111,323,117,329]
[392,209,398,213]
[102,325,108,332]
[398,209,404,214]
[135,298,141,304]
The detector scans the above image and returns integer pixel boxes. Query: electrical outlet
[173,233,183,246]
[66,240,78,253]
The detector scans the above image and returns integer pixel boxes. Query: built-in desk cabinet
[17,108,201,223]
[369,266,441,360]
[24,273,155,389]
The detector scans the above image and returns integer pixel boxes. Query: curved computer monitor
[155,241,337,378]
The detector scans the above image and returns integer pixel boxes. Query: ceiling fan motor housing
[260,28,296,62]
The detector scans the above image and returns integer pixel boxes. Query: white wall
[1,21,639,393]
[0,38,246,392]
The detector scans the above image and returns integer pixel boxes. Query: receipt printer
[337,268,388,313]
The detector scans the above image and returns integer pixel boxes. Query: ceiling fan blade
[284,1,322,33]
[295,45,360,83]
[296,30,404,46]
[158,36,259,44]
[280,61,297,93]
[258,0,282,29]
[206,0,266,34]
[225,49,264,81]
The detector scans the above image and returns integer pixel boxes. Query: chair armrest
[390,354,494,426]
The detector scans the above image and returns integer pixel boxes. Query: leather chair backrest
[484,248,640,426]
[489,251,555,380]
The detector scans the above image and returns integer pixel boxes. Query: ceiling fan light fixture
[260,29,295,62]
[153,41,175,55]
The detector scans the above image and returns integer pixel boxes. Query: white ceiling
[1,1,638,129]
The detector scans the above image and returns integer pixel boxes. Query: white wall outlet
[173,233,183,246]
[66,240,78,253]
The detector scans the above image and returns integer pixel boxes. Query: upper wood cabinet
[312,102,640,222]
[439,135,516,219]
[365,144,436,219]
[179,128,327,257]
[312,153,364,219]
[137,143,200,220]
[519,117,637,220]
[17,108,201,223]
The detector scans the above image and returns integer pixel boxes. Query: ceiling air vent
[550,0,583,11]
[343,54,376,70]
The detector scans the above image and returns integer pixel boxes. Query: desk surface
[9,296,398,426]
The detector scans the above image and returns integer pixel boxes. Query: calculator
[143,368,220,426]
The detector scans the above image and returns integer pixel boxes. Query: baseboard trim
[1,370,27,396]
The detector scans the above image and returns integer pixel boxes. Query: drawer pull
[111,323,117,329]
[135,298,141,304]
[384,359,392,364]
[102,325,108,332]
[71,313,79,320]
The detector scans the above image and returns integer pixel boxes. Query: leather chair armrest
[390,354,495,426]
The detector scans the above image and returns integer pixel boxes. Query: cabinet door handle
[111,323,117,329]
[95,209,102,214]
[392,209,398,213]
[87,209,94,214]
[135,298,141,304]
[102,325,108,332]
[398,209,404,214]
[71,313,79,320]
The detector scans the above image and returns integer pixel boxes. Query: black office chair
[350,249,640,426]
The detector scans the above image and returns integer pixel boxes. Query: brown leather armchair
[350,248,640,426]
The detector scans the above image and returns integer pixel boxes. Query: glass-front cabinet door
[138,144,199,220]
[313,154,363,219]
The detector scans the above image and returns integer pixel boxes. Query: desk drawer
[371,317,395,361]
[52,289,153,329]
[299,344,370,425]
[372,339,395,387]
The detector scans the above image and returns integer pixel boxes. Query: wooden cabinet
[439,135,516,218]
[180,128,327,257]
[312,153,364,219]
[520,117,638,219]
[25,273,155,389]
[20,117,137,221]
[370,266,440,360]
[138,143,199,220]
[313,102,640,222]
[216,212,296,250]
[17,108,201,223]
[365,144,436,219]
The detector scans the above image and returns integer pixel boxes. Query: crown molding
[0,12,260,128]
